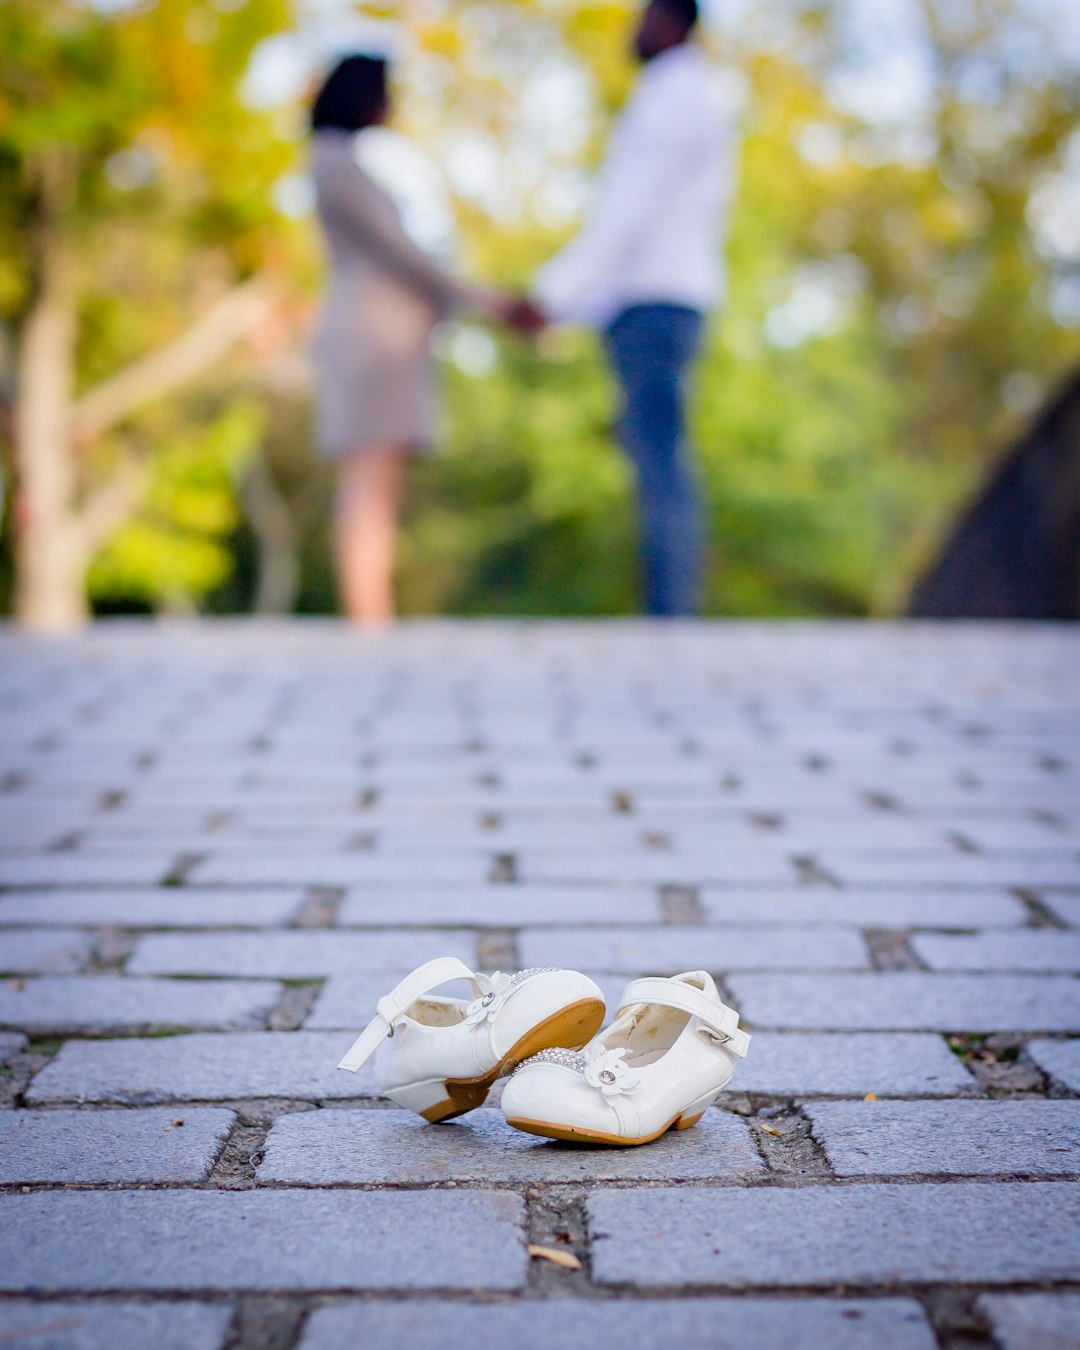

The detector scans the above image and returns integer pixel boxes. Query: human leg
[333,444,408,625]
[605,305,704,617]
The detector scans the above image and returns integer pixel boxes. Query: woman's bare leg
[334,444,407,625]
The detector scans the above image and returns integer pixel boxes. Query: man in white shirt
[533,0,737,616]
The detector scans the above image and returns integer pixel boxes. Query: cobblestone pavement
[1,620,1078,1350]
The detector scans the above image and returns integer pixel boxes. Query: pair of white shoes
[338,958,750,1146]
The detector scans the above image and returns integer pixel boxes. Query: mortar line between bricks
[220,1301,248,1350]
[862,927,925,971]
[290,887,345,929]
[476,927,518,970]
[749,1101,835,1182]
[268,982,322,1032]
[208,1113,274,1189]
[15,1088,1027,1111]
[549,1276,1080,1304]
[4,1173,1079,1196]
[658,885,703,923]
[524,1187,595,1295]
[5,1279,1079,1305]
[919,1287,993,1349]
[161,852,206,886]
[1014,887,1068,929]
[225,1295,307,1350]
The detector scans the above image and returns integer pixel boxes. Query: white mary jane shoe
[337,957,605,1123]
[500,970,750,1146]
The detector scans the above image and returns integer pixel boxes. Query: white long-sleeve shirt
[535,44,738,329]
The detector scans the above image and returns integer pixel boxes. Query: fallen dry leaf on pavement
[760,1124,782,1137]
[527,1244,582,1270]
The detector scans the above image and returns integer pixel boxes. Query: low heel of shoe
[501,997,606,1074]
[388,996,604,1125]
[387,1074,495,1123]
[675,1090,720,1130]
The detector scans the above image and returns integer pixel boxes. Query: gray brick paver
[258,1106,764,1184]
[819,850,1080,888]
[716,817,947,850]
[0,852,177,886]
[0,888,307,928]
[947,819,1079,850]
[805,1100,1080,1176]
[26,1031,376,1103]
[0,1302,232,1350]
[519,924,869,972]
[976,1293,1080,1350]
[635,786,864,812]
[911,930,1080,972]
[1027,1039,1080,1093]
[0,976,282,1035]
[337,884,662,926]
[0,1031,26,1063]
[730,972,1080,1032]
[699,887,1028,928]
[0,1107,234,1183]
[301,973,421,1029]
[0,1190,527,1291]
[0,928,96,973]
[737,1032,976,1096]
[299,1299,937,1350]
[1042,891,1080,927]
[588,1183,1080,1287]
[516,849,798,885]
[125,930,476,977]
[188,851,491,886]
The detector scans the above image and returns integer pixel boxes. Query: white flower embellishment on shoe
[583,1045,642,1098]
[464,971,512,1026]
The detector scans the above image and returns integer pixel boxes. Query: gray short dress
[310,130,475,459]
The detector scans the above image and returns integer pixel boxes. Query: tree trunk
[10,150,276,633]
[13,258,87,632]
[242,452,301,615]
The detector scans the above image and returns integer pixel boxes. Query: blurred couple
[310,0,736,625]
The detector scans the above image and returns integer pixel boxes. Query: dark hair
[658,0,699,29]
[311,55,389,133]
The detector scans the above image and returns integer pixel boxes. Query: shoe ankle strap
[617,977,751,1059]
[338,957,479,1073]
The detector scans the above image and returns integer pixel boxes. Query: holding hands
[499,294,548,336]
[479,289,548,337]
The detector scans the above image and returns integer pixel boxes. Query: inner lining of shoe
[607,1004,691,1066]
[404,996,467,1028]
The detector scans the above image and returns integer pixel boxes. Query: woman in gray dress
[310,55,511,624]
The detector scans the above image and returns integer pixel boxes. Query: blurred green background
[2,0,1078,625]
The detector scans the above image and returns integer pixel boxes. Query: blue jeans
[604,304,704,617]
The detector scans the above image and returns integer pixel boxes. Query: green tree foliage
[0,0,294,625]
[88,397,264,609]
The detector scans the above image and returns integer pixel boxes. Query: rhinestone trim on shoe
[506,967,561,990]
[511,1048,588,1077]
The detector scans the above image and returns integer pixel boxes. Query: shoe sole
[504,1109,707,1146]
[420,997,607,1124]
